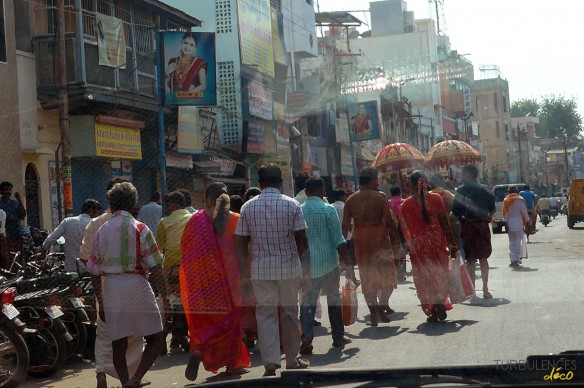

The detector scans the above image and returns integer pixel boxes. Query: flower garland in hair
[213,193,231,219]
[417,176,428,193]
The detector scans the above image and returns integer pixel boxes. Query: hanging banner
[335,116,350,143]
[341,146,354,176]
[237,0,275,77]
[96,13,126,69]
[163,32,217,106]
[271,8,286,66]
[246,122,265,154]
[177,106,204,154]
[248,82,273,120]
[347,101,380,142]
[276,122,289,149]
[95,123,142,159]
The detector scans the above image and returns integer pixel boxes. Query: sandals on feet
[287,358,310,370]
[263,363,277,377]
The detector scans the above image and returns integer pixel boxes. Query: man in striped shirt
[300,177,351,355]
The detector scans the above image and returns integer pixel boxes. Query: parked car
[491,183,529,234]
[567,179,584,229]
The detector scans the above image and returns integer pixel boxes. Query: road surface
[21,215,584,387]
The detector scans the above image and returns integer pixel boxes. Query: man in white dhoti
[502,186,529,268]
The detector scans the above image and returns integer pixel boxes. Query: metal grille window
[217,61,241,145]
[216,0,233,34]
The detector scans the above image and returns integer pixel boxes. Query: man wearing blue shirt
[0,181,26,259]
[299,177,351,355]
[519,185,537,234]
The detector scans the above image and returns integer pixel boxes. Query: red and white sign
[249,82,273,121]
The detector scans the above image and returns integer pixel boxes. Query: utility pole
[516,124,524,182]
[563,133,569,187]
[57,0,73,217]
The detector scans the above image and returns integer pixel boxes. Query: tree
[511,95,583,138]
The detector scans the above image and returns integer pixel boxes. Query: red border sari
[179,210,250,373]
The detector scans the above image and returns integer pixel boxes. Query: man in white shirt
[502,186,529,268]
[331,189,347,222]
[42,199,102,272]
[138,192,162,235]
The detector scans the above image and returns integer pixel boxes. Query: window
[475,96,479,111]
[504,124,508,140]
[503,95,508,112]
[496,121,500,138]
[494,92,499,111]
[0,0,5,62]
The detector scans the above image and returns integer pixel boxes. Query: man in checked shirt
[236,164,311,377]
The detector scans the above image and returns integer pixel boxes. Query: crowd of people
[6,160,551,387]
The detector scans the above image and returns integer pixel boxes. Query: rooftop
[315,12,364,27]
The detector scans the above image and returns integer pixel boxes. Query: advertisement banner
[335,116,350,143]
[271,8,286,66]
[276,122,289,149]
[95,123,142,160]
[210,157,237,177]
[261,156,290,175]
[341,146,354,176]
[347,101,380,142]
[248,82,273,120]
[247,122,265,154]
[48,161,63,230]
[96,13,126,69]
[163,32,217,106]
[237,0,275,78]
[177,106,204,154]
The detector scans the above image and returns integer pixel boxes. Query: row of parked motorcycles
[0,228,97,388]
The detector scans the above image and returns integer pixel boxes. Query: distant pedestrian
[0,181,26,256]
[399,171,454,322]
[178,189,197,214]
[42,199,102,273]
[342,167,404,326]
[138,192,163,236]
[388,186,404,218]
[88,182,167,388]
[235,164,310,376]
[244,187,261,202]
[451,164,495,299]
[503,186,529,267]
[180,183,250,380]
[331,189,347,222]
[299,177,351,355]
[230,195,244,213]
[519,185,537,235]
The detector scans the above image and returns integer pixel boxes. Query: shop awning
[194,160,221,171]
[208,176,246,185]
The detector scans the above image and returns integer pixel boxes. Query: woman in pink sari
[399,171,455,322]
[179,183,250,381]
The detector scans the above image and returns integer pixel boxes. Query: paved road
[21,215,584,387]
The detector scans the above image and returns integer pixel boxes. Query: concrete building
[472,76,512,184]
[0,0,26,205]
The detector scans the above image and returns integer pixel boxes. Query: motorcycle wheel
[0,325,29,388]
[63,313,87,364]
[26,326,66,378]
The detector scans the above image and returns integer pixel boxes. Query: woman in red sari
[179,183,250,381]
[166,32,207,94]
[399,171,455,322]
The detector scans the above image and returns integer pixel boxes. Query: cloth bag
[342,279,358,326]
[449,248,475,304]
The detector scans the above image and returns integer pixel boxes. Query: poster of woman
[163,32,217,106]
[347,101,380,142]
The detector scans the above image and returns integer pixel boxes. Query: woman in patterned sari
[180,183,250,381]
[399,171,455,322]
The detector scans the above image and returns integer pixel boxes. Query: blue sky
[317,0,584,116]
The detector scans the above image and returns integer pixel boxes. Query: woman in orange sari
[399,171,455,322]
[179,183,251,381]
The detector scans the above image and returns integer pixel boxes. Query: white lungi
[508,230,527,262]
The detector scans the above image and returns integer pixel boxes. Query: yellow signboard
[238,0,275,77]
[261,156,290,176]
[95,123,142,160]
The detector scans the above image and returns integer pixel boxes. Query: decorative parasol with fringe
[425,140,481,169]
[372,143,425,170]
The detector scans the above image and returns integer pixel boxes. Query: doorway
[25,163,41,229]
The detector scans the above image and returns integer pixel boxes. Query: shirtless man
[342,167,404,326]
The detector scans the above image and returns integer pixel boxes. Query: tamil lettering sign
[335,116,350,143]
[210,157,237,177]
[463,87,471,115]
[177,106,204,154]
[95,123,142,160]
[248,82,273,120]
[347,101,380,142]
[163,32,217,106]
[96,13,126,69]
[237,0,275,77]
[341,146,354,176]
[247,122,265,154]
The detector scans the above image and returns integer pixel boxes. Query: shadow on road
[356,324,408,340]
[304,346,360,367]
[409,319,478,336]
[511,266,538,272]
[463,297,511,308]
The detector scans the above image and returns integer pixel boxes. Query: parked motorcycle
[0,287,31,388]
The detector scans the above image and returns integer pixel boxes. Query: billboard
[96,13,126,69]
[95,123,142,160]
[163,32,217,106]
[248,81,273,120]
[237,0,275,77]
[347,101,380,142]
[247,122,265,154]
[177,106,204,154]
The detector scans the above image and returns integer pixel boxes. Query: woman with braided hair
[399,171,455,323]
[179,183,250,381]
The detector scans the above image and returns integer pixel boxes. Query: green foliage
[511,95,583,138]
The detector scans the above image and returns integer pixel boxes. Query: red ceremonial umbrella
[372,143,425,170]
[425,140,481,169]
